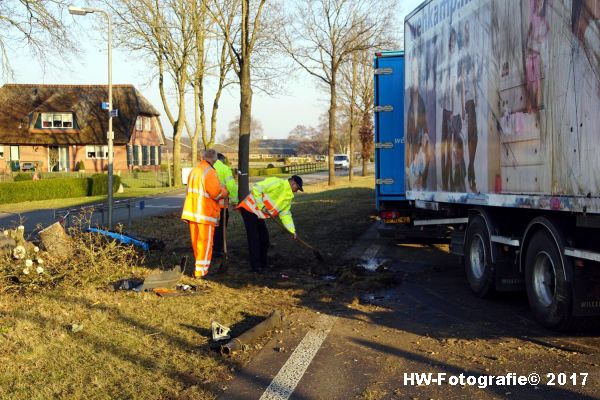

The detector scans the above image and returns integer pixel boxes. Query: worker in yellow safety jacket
[238,175,303,273]
[181,149,228,278]
[212,153,238,257]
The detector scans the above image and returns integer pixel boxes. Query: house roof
[253,139,299,155]
[0,84,162,145]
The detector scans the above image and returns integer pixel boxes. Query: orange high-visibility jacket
[181,160,227,226]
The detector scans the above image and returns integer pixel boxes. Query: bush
[88,174,122,196]
[76,160,85,171]
[0,178,89,204]
[0,174,122,204]
[0,225,141,294]
[14,173,34,182]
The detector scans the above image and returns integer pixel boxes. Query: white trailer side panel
[404,0,600,214]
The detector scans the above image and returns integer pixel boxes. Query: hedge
[88,174,122,196]
[249,166,284,177]
[13,173,34,182]
[0,174,122,204]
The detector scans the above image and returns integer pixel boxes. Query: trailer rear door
[375,52,405,199]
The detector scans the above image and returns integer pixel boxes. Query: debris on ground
[109,257,187,292]
[211,321,231,342]
[358,257,391,272]
[110,278,145,292]
[220,310,284,356]
[68,323,84,333]
[87,228,165,251]
[39,222,73,259]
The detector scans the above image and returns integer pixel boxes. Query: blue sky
[7,0,422,140]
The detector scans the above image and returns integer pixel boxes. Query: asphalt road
[0,165,370,234]
[222,224,600,399]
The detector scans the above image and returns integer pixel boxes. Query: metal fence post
[139,200,145,225]
[128,200,132,231]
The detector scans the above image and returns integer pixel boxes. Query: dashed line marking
[259,314,335,400]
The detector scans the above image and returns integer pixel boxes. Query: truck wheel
[465,215,495,297]
[524,230,572,330]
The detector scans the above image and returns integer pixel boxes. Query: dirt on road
[223,226,600,400]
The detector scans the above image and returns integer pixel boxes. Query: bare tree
[206,0,269,198]
[338,52,361,181]
[288,125,317,141]
[280,0,396,185]
[185,1,236,160]
[226,115,264,141]
[355,49,375,176]
[184,0,209,164]
[205,30,235,149]
[0,0,76,79]
[104,0,194,186]
[339,48,376,178]
[358,113,373,176]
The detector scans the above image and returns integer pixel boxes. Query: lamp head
[68,6,93,15]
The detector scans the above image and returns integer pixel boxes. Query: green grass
[0,176,377,399]
[0,186,183,213]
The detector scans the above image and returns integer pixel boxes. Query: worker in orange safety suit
[181,149,228,278]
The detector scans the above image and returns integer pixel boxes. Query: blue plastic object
[87,227,150,251]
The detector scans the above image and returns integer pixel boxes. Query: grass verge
[0,175,382,399]
[0,186,183,213]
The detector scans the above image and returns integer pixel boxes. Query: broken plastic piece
[211,321,231,342]
[87,228,165,251]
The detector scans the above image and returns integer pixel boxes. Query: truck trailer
[375,0,600,329]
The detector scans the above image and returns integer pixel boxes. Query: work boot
[218,259,229,274]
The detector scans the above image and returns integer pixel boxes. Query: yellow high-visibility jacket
[214,159,238,207]
[239,177,296,234]
[181,160,227,226]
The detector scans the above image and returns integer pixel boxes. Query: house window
[0,145,3,158]
[136,117,142,131]
[10,146,19,161]
[150,146,157,165]
[143,117,151,132]
[41,113,74,129]
[42,114,52,128]
[142,146,150,165]
[126,145,133,166]
[134,145,142,166]
[86,145,108,159]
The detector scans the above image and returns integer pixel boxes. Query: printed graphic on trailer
[404,0,600,197]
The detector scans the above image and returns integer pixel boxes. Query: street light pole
[69,5,114,229]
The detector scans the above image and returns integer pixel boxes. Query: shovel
[265,210,324,262]
[216,208,229,274]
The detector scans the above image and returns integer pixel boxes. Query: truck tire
[464,215,495,297]
[524,230,572,330]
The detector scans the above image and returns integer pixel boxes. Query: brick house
[0,84,165,173]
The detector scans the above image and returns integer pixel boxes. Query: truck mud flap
[494,260,525,292]
[571,260,600,317]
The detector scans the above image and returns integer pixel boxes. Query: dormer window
[135,116,152,132]
[40,113,74,129]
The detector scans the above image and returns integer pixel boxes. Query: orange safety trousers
[189,222,215,278]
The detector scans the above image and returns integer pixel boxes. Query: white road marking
[362,244,380,259]
[260,314,335,400]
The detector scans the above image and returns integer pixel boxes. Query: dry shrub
[0,218,143,294]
